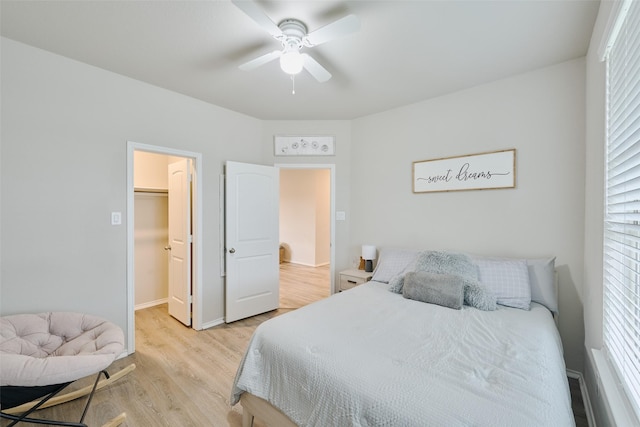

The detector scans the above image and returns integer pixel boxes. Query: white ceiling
[1,0,600,120]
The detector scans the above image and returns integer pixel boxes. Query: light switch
[336,211,346,221]
[111,212,122,225]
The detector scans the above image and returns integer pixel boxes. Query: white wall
[280,169,317,265]
[134,192,168,307]
[350,59,587,372]
[279,169,330,266]
[134,151,169,190]
[0,38,264,342]
[264,121,352,284]
[133,151,170,308]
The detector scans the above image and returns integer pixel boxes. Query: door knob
[229,248,236,254]
[164,246,172,251]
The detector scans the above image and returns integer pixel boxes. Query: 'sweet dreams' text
[417,162,510,185]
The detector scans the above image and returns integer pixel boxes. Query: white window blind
[604,0,640,420]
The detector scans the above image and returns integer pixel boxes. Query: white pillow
[371,247,419,283]
[474,258,531,310]
[470,255,557,313]
[527,257,557,314]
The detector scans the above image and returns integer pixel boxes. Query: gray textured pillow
[403,271,464,310]
[464,280,498,311]
[414,251,479,281]
[388,273,406,293]
[388,250,496,311]
[390,250,478,294]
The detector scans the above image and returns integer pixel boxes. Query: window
[604,0,640,420]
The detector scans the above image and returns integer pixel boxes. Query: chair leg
[1,383,73,426]
[0,411,88,427]
[3,364,136,414]
[78,370,108,423]
[0,364,135,427]
[0,371,104,427]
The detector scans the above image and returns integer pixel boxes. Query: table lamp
[362,245,377,273]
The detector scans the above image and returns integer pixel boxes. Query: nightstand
[339,269,373,291]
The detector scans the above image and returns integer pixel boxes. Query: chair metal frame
[0,364,134,427]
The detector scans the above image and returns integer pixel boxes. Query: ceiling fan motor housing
[278,19,308,50]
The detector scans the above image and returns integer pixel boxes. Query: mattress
[231,280,574,426]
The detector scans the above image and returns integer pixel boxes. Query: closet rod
[134,187,168,194]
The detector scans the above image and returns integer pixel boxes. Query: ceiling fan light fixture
[280,50,304,75]
[233,1,359,83]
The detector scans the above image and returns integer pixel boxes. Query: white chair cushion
[0,312,124,387]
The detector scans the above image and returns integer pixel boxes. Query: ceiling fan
[231,0,360,85]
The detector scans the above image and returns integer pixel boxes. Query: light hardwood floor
[279,263,330,309]
[2,263,329,427]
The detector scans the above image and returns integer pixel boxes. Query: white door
[225,161,279,323]
[168,159,192,326]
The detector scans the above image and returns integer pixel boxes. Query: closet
[134,190,169,309]
[133,151,172,309]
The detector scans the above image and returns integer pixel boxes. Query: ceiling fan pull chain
[291,75,296,95]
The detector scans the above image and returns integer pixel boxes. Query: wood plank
[279,262,330,309]
[569,377,589,427]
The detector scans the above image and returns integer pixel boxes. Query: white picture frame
[413,149,516,193]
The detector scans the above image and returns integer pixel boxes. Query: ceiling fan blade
[231,0,283,38]
[301,54,331,83]
[304,14,360,47]
[239,50,282,71]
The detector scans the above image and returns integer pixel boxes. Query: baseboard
[283,261,329,267]
[567,369,596,427]
[201,317,225,330]
[135,298,168,311]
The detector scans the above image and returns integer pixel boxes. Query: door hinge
[188,234,193,244]
[188,295,193,304]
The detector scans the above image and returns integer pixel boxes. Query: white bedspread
[231,281,574,426]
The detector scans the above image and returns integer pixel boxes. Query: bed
[231,249,574,427]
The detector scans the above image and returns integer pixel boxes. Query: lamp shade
[361,245,377,260]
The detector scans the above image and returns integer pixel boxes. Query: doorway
[277,164,335,304]
[126,141,203,353]
[133,176,169,310]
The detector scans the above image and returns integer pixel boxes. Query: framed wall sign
[413,149,516,193]
[274,135,335,156]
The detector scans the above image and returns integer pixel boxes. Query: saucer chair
[0,312,136,427]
